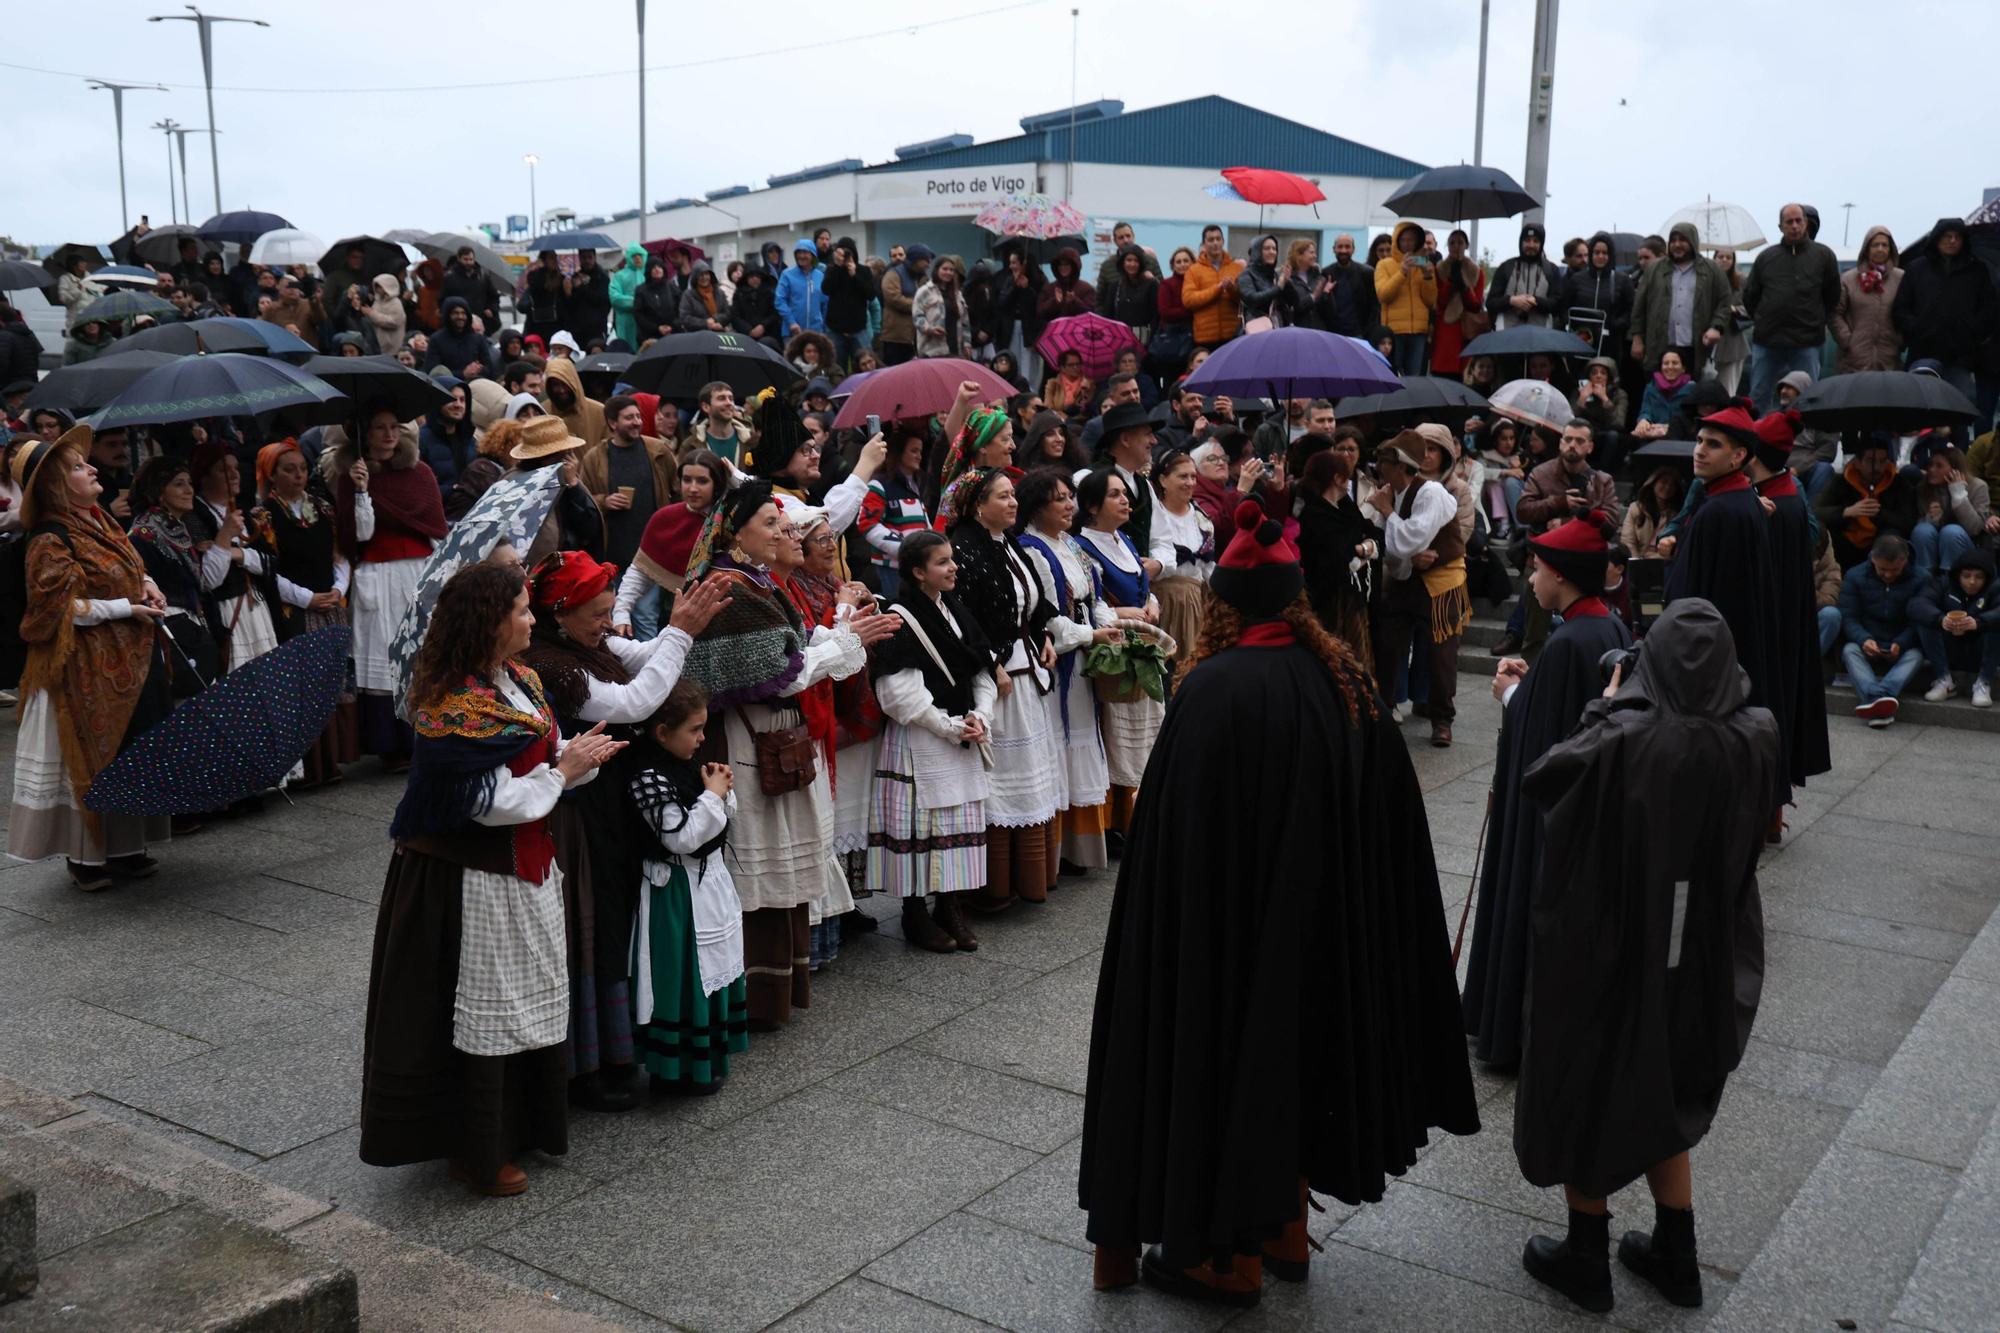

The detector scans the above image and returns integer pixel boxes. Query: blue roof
[864,95,1425,180]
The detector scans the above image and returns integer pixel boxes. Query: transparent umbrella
[1661,199,1765,251]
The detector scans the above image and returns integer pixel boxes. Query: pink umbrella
[1037,313,1142,381]
[830,357,1015,431]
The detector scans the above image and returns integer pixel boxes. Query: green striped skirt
[636,865,749,1086]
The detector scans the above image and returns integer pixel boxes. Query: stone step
[1894,1106,2000,1331]
[0,1172,33,1304]
[7,1203,359,1333]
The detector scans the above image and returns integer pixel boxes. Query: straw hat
[509,414,586,461]
[12,422,93,526]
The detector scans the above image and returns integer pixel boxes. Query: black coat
[1513,599,1777,1198]
[821,262,876,336]
[1461,605,1631,1068]
[1317,261,1379,338]
[1560,262,1634,342]
[441,265,501,328]
[1892,245,1997,368]
[1081,639,1478,1255]
[729,281,779,341]
[1296,489,1372,633]
[1,318,41,384]
[633,278,676,342]
[560,266,613,341]
[1759,477,1832,794]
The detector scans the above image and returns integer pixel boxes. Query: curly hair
[478,418,525,462]
[407,562,527,711]
[130,454,192,512]
[1179,589,1378,725]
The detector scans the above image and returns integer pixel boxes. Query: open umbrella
[577,350,633,399]
[1336,374,1490,428]
[113,316,313,361]
[416,232,518,288]
[247,228,327,268]
[1383,165,1539,221]
[523,230,619,253]
[1487,378,1574,432]
[830,357,1014,431]
[640,237,708,265]
[196,210,292,245]
[1793,370,1980,433]
[1219,167,1325,207]
[41,243,109,279]
[975,193,1087,241]
[1967,197,2000,228]
[296,355,452,421]
[85,626,351,815]
[624,329,803,400]
[90,352,346,431]
[317,235,409,281]
[1182,327,1400,402]
[81,265,163,291]
[1661,200,1765,250]
[989,233,1089,265]
[1461,324,1594,359]
[1630,437,1696,463]
[72,290,175,325]
[388,469,566,717]
[21,351,178,414]
[0,260,57,294]
[131,225,202,267]
[827,368,874,400]
[1037,312,1141,381]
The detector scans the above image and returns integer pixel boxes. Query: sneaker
[1975,680,1993,708]
[1830,673,1853,689]
[1854,697,1899,728]
[1924,677,1956,702]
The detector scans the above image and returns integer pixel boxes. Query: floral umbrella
[1037,312,1142,381]
[975,192,1087,241]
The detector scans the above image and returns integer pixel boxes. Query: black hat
[1097,401,1154,455]
[747,389,809,477]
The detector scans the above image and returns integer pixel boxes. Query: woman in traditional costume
[611,449,725,637]
[359,562,624,1196]
[1072,469,1164,843]
[186,440,281,672]
[253,441,358,787]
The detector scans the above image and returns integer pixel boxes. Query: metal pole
[1841,202,1855,247]
[153,117,182,224]
[636,0,648,242]
[89,82,165,233]
[1066,8,1078,202]
[1521,0,1560,228]
[150,8,268,216]
[1471,0,1490,258]
[525,155,539,237]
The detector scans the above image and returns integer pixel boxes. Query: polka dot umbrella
[84,626,353,816]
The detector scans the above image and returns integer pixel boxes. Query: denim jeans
[1841,641,1924,702]
[1799,461,1835,503]
[1910,521,1975,579]
[1817,605,1843,657]
[1917,623,2000,682]
[630,583,663,641]
[1391,333,1430,376]
[830,329,869,372]
[1749,343,1822,412]
[1501,475,1525,523]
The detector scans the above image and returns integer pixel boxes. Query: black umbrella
[0,260,57,294]
[1794,370,1981,433]
[86,627,352,815]
[1630,437,1696,461]
[1461,324,1595,359]
[624,330,803,399]
[297,355,452,420]
[112,317,312,360]
[317,235,411,281]
[72,291,175,326]
[523,230,619,253]
[22,351,179,413]
[1337,374,1491,427]
[196,210,293,245]
[91,352,347,431]
[1383,165,1540,221]
[40,243,109,280]
[991,234,1090,265]
[577,350,633,398]
[131,226,202,268]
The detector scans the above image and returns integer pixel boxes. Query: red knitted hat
[1749,409,1800,469]
[1211,499,1303,619]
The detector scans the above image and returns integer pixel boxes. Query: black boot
[1620,1204,1702,1308]
[901,898,958,953]
[1523,1207,1613,1313]
[932,893,979,952]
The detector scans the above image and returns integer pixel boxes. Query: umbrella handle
[155,619,211,693]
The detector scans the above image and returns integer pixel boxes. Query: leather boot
[901,898,958,953]
[1262,1177,1323,1282]
[1141,1245,1262,1308]
[1092,1244,1138,1291]
[1523,1207,1613,1313]
[932,893,979,951]
[449,1159,528,1197]
[1620,1204,1703,1308]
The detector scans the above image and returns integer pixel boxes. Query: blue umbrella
[89,352,347,430]
[523,231,619,252]
[85,626,352,815]
[196,210,293,244]
[1460,324,1594,359]
[21,351,178,413]
[1182,327,1400,401]
[1383,165,1540,221]
[1203,180,1247,203]
[72,290,175,325]
[111,316,311,360]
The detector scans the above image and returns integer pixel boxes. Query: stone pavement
[1,687,1996,1332]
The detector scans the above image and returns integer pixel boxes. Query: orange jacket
[1182,252,1246,345]
[1374,221,1438,335]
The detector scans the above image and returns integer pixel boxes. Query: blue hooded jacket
[775,237,827,335]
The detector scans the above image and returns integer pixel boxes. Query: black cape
[1079,638,1478,1260]
[1461,604,1632,1068]
[1758,480,1832,795]
[1663,478,1782,808]
[1512,600,1778,1198]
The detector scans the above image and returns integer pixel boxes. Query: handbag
[1146,323,1193,365]
[1459,307,1494,341]
[733,704,817,797]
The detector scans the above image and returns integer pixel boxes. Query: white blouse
[569,628,693,725]
[1149,502,1215,583]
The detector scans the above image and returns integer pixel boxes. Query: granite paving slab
[767,1274,1009,1332]
[824,1047,1085,1153]
[0,997,209,1099]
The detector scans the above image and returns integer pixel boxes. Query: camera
[1599,645,1640,685]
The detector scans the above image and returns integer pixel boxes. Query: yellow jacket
[1182,252,1246,345]
[1374,222,1438,335]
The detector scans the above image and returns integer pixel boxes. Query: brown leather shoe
[902,898,958,953]
[449,1159,528,1197]
[1141,1246,1263,1307]
[1263,1177,1324,1282]
[1431,721,1453,748]
[932,894,979,952]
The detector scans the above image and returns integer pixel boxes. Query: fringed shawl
[680,560,807,709]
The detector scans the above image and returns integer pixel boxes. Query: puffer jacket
[1831,226,1904,373]
[1910,548,2000,635]
[1035,248,1096,322]
[676,265,729,332]
[1181,249,1245,345]
[1375,222,1438,336]
[1101,244,1159,332]
[774,238,826,335]
[1237,235,1282,322]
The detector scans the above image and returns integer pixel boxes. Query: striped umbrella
[975,193,1087,241]
[1037,312,1142,381]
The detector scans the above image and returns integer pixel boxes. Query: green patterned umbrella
[89,352,347,430]
[71,290,175,325]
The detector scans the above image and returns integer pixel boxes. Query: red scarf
[1238,620,1297,647]
[335,461,448,562]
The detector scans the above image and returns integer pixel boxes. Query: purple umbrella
[1182,327,1400,401]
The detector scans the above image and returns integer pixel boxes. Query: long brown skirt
[359,847,568,1182]
[298,700,359,788]
[743,904,811,1028]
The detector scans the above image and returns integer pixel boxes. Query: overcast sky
[8,0,1995,258]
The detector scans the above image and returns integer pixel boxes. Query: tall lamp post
[169,125,216,227]
[148,5,268,215]
[524,154,540,238]
[1521,0,1561,229]
[87,79,167,233]
[1470,0,1490,258]
[152,117,183,224]
[636,0,648,242]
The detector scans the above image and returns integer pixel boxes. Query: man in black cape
[1745,408,1833,824]
[1461,514,1633,1069]
[1513,599,1778,1314]
[1080,500,1477,1309]
[1664,405,1781,812]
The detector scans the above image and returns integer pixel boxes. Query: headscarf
[255,440,302,497]
[940,407,1009,498]
[686,479,775,580]
[938,465,999,531]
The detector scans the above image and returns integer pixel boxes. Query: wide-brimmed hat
[509,414,586,461]
[13,423,92,526]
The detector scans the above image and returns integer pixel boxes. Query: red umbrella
[641,237,708,265]
[1220,167,1326,207]
[830,358,1014,431]
[1037,312,1142,381]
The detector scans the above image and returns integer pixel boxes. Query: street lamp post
[88,79,167,233]
[152,117,182,224]
[636,0,648,242]
[170,126,216,226]
[704,203,743,267]
[1470,0,1490,258]
[149,5,268,215]
[524,154,540,238]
